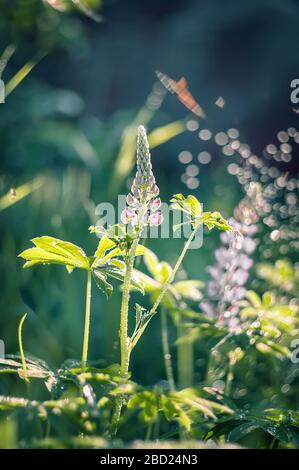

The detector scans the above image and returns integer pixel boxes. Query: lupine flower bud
[121,125,163,228]
[149,197,161,211]
[148,212,164,226]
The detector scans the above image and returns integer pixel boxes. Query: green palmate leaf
[159,394,192,432]
[18,236,90,272]
[101,244,145,263]
[185,195,202,218]
[171,194,232,233]
[170,193,197,216]
[128,386,234,433]
[202,211,232,231]
[257,259,299,296]
[92,233,145,268]
[171,194,202,218]
[241,290,299,338]
[128,391,158,423]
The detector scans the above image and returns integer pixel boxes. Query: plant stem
[130,223,200,351]
[110,236,140,436]
[120,237,140,376]
[161,307,175,391]
[145,421,153,441]
[18,313,29,383]
[82,269,92,370]
[110,396,123,437]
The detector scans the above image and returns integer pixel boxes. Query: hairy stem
[120,237,140,377]
[82,269,92,370]
[110,235,140,436]
[130,223,200,351]
[161,307,175,391]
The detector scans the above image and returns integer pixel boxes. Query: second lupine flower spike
[121,125,163,227]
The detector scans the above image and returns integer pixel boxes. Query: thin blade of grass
[0,176,44,211]
[147,120,186,149]
[5,52,45,98]
[18,314,29,383]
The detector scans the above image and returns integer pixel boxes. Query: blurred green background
[0,0,298,388]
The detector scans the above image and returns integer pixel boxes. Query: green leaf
[128,391,158,423]
[170,193,197,217]
[202,212,232,231]
[135,304,147,328]
[173,280,203,301]
[256,340,292,360]
[262,291,274,308]
[159,262,173,283]
[246,290,262,309]
[99,265,144,294]
[228,422,261,442]
[171,194,231,233]
[132,270,161,293]
[185,195,202,218]
[159,394,192,432]
[0,396,31,411]
[18,236,90,271]
[95,235,116,258]
[143,247,173,284]
[0,417,17,449]
[0,356,53,383]
[143,248,160,278]
[92,270,113,297]
[94,243,145,266]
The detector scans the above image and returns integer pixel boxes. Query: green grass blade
[5,52,45,98]
[18,314,29,383]
[0,176,44,211]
